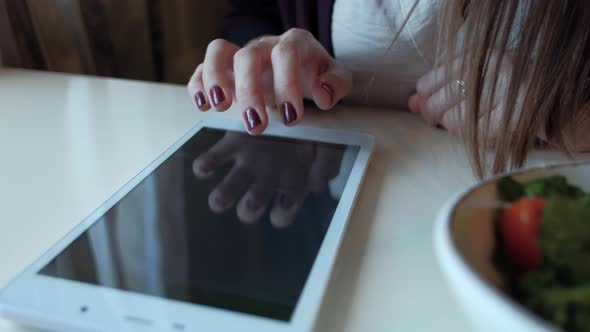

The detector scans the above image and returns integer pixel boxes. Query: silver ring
[455,80,467,97]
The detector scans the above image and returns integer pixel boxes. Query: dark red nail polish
[321,82,334,98]
[195,91,207,110]
[210,86,225,105]
[244,108,262,131]
[281,102,297,125]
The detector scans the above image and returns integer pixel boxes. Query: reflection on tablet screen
[39,128,360,321]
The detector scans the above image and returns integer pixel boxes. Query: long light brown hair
[438,0,590,177]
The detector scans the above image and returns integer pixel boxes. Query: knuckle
[207,38,230,54]
[416,76,431,96]
[257,35,276,45]
[203,65,221,81]
[416,81,427,96]
[187,65,204,89]
[187,78,197,91]
[283,28,312,41]
[235,85,259,102]
[233,46,257,66]
[279,79,299,95]
[192,63,205,81]
[271,40,297,60]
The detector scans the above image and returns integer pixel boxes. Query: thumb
[311,62,352,110]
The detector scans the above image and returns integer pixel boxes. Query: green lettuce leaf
[525,175,585,199]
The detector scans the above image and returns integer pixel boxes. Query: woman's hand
[187,28,352,134]
[408,52,515,144]
[409,53,590,151]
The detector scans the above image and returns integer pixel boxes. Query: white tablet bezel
[0,118,374,332]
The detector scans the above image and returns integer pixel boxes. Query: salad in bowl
[434,162,590,332]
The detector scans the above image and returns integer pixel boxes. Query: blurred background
[0,0,226,84]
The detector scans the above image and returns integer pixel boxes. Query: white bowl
[434,162,590,332]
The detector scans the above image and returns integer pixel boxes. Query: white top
[0,69,577,332]
[332,0,440,109]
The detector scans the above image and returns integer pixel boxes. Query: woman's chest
[331,0,441,108]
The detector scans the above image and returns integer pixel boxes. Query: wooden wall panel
[2,0,227,83]
[0,0,45,69]
[157,0,226,83]
[77,0,116,76]
[26,0,84,73]
[102,0,156,80]
[0,0,19,66]
[56,0,97,74]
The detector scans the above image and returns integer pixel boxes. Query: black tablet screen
[39,128,359,321]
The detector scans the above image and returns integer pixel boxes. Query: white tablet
[0,118,373,332]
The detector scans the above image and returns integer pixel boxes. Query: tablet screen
[39,128,360,321]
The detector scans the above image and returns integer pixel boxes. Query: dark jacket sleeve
[222,0,283,46]
[221,0,335,55]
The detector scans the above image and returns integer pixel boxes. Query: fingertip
[408,94,421,114]
[208,191,229,214]
[236,196,266,224]
[269,193,301,228]
[269,209,295,229]
[192,158,214,178]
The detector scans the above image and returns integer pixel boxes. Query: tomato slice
[500,197,546,273]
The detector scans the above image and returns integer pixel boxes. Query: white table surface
[0,68,581,332]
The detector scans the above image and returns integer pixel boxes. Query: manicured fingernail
[244,108,262,131]
[281,102,297,125]
[209,86,225,106]
[278,193,294,209]
[321,82,334,100]
[195,91,207,110]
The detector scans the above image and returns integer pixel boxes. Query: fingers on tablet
[188,64,210,111]
[202,39,239,112]
[310,61,352,111]
[234,43,272,134]
[270,39,305,127]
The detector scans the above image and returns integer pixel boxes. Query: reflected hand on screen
[192,132,344,228]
